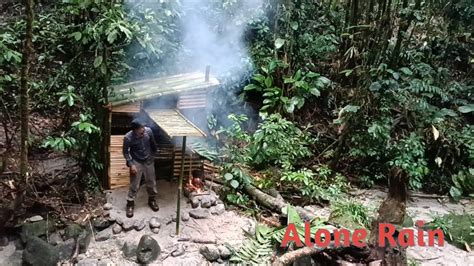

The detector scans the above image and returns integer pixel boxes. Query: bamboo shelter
[105,70,219,235]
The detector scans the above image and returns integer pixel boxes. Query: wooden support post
[176,136,187,235]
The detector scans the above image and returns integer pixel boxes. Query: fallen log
[204,179,316,220]
[272,244,334,266]
[243,184,316,221]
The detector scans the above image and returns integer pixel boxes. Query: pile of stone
[199,244,233,263]
[122,235,161,264]
[187,190,226,220]
[13,216,92,266]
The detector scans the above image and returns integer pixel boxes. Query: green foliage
[250,114,313,169]
[230,223,274,264]
[41,112,102,191]
[330,199,373,229]
[231,205,331,263]
[42,136,77,152]
[217,114,253,189]
[57,86,80,107]
[244,60,330,116]
[426,213,474,251]
[389,134,429,190]
[280,165,348,202]
[226,193,250,206]
[450,169,474,200]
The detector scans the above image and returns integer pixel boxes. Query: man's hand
[130,165,138,176]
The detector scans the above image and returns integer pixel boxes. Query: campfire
[185,169,206,195]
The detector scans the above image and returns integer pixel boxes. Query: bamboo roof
[109,72,220,106]
[145,108,205,138]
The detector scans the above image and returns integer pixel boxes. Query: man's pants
[127,160,157,201]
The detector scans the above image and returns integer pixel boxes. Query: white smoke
[178,0,264,77]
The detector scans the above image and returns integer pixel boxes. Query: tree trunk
[390,0,421,67]
[20,0,34,180]
[272,245,332,266]
[243,183,316,221]
[368,167,408,264]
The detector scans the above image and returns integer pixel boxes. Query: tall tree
[19,0,34,180]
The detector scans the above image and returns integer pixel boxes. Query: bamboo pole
[176,136,187,235]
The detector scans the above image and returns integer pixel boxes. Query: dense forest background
[1,0,471,196]
[0,0,473,264]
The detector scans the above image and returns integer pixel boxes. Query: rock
[0,236,8,246]
[77,253,87,261]
[21,220,51,242]
[122,241,137,258]
[14,239,24,250]
[181,212,190,222]
[243,219,256,236]
[64,223,83,240]
[122,220,135,231]
[200,245,220,261]
[201,196,212,208]
[189,209,210,219]
[191,197,200,208]
[151,228,160,234]
[23,235,60,266]
[218,245,232,259]
[115,238,125,248]
[98,258,113,266]
[27,215,44,222]
[211,204,225,216]
[149,217,161,229]
[115,217,123,225]
[106,215,115,223]
[77,258,99,266]
[134,219,146,231]
[112,224,122,234]
[103,203,113,210]
[93,217,113,231]
[48,232,63,246]
[217,258,224,263]
[78,230,92,254]
[209,192,218,206]
[96,227,113,242]
[58,238,76,260]
[171,244,185,257]
[136,235,161,264]
[169,215,177,223]
[6,250,22,265]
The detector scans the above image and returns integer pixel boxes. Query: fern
[230,205,332,263]
[230,224,274,264]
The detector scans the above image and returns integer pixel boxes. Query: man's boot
[126,200,134,218]
[148,198,159,212]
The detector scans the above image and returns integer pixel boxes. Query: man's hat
[131,118,145,130]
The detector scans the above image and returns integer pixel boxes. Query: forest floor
[1,181,472,265]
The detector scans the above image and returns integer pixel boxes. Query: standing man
[123,118,160,218]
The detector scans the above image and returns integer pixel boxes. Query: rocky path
[1,183,472,265]
[78,180,253,265]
